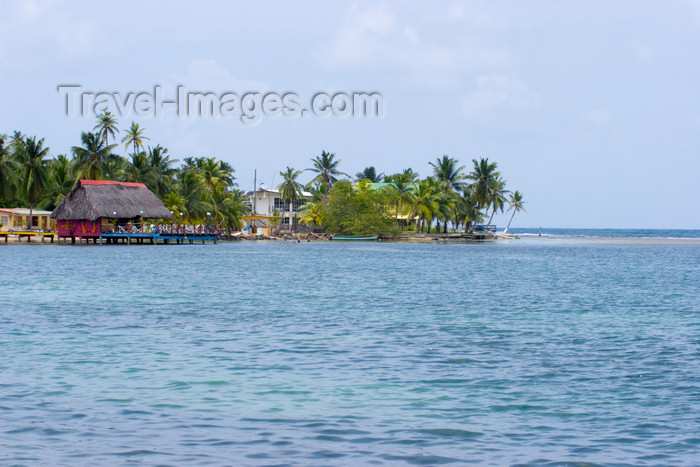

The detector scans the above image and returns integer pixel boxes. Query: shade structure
[51,180,172,221]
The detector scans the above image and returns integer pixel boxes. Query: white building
[245,186,312,233]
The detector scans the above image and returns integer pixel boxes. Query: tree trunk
[504,209,516,233]
[469,203,480,232]
[487,206,496,226]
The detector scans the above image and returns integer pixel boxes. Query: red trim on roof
[80,180,147,188]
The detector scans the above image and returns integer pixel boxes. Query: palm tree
[0,135,20,203]
[429,156,465,232]
[210,185,248,234]
[120,151,158,186]
[47,154,74,207]
[174,168,210,222]
[307,150,346,189]
[277,166,304,232]
[486,178,508,226]
[455,187,483,232]
[430,155,465,191]
[355,166,384,183]
[93,111,119,146]
[433,179,458,234]
[17,136,50,229]
[419,177,456,234]
[384,173,415,224]
[10,131,24,149]
[218,161,236,188]
[406,179,440,234]
[71,132,117,180]
[298,200,323,227]
[306,181,330,203]
[147,145,177,197]
[504,191,525,233]
[162,192,186,217]
[466,158,500,231]
[386,168,419,183]
[122,122,150,155]
[199,157,234,193]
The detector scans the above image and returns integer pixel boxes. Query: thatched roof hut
[51,180,172,221]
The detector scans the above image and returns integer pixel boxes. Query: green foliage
[320,180,400,236]
[355,166,384,183]
[298,201,323,227]
[505,190,526,232]
[16,136,50,213]
[306,150,347,189]
[0,115,248,232]
[0,117,523,238]
[429,155,465,191]
[122,121,150,155]
[71,131,118,180]
[94,111,120,147]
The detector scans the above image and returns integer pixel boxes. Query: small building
[0,208,54,232]
[51,180,172,240]
[245,186,312,233]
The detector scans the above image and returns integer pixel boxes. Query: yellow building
[0,208,55,232]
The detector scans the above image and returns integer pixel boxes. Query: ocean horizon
[507,228,700,239]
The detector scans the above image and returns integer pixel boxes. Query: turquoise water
[509,227,700,238]
[1,239,699,465]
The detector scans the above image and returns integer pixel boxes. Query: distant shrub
[319,180,400,236]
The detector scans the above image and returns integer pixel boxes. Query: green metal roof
[0,208,53,215]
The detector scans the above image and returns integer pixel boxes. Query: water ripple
[1,241,699,464]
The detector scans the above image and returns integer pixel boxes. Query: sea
[1,229,699,466]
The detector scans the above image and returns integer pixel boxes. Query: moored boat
[330,234,378,241]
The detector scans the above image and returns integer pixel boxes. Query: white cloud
[462,75,539,120]
[446,1,509,28]
[320,4,397,66]
[169,60,270,92]
[318,3,512,89]
[582,109,612,125]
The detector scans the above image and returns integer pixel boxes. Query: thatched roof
[51,180,172,221]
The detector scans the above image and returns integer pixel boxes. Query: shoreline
[3,231,700,246]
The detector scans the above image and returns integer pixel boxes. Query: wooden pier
[59,233,218,245]
[0,231,57,243]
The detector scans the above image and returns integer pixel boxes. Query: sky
[1,0,699,229]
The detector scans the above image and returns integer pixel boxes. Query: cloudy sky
[1,1,699,228]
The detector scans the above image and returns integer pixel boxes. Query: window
[273,197,288,211]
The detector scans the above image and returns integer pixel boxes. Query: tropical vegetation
[0,112,526,237]
[0,112,247,234]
